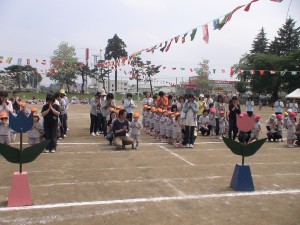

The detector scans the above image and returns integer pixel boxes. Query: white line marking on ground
[0,189,299,211]
[158,145,195,166]
[164,180,185,196]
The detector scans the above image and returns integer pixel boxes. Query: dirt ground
[0,103,299,225]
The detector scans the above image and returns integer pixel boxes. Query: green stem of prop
[19,129,23,174]
[242,134,245,166]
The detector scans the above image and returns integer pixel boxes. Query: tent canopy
[286,88,300,98]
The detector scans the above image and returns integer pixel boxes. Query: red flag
[270,0,282,2]
[225,5,245,23]
[165,39,173,52]
[41,60,46,65]
[202,24,209,44]
[172,67,176,70]
[35,59,39,63]
[244,0,259,12]
[230,68,235,75]
[163,66,166,69]
[189,68,193,72]
[260,70,264,76]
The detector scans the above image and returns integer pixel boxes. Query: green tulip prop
[0,112,50,207]
[223,113,267,191]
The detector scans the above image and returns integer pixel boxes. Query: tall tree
[195,59,213,93]
[48,42,78,92]
[250,27,269,55]
[104,34,127,92]
[4,65,41,90]
[130,57,145,94]
[89,60,112,92]
[144,61,161,96]
[269,18,300,56]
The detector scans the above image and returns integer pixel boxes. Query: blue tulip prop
[0,112,50,173]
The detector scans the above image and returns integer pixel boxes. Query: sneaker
[218,136,223,140]
[189,144,194,148]
[91,132,96,136]
[50,149,56,153]
[280,139,284,142]
[64,134,67,138]
[186,144,190,148]
[58,137,63,140]
[44,150,50,153]
[96,132,100,136]
[288,144,295,148]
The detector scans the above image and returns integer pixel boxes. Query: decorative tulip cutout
[0,112,50,173]
[223,113,267,165]
[0,111,50,207]
[222,113,267,192]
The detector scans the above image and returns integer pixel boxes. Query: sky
[0,0,299,87]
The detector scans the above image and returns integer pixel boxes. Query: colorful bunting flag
[41,60,46,65]
[160,41,168,52]
[291,71,297,75]
[202,24,209,44]
[270,70,276,74]
[174,35,180,43]
[27,59,30,65]
[270,0,283,2]
[6,57,13,64]
[244,0,259,12]
[0,56,3,64]
[213,69,216,74]
[225,5,245,23]
[259,70,264,76]
[35,59,39,63]
[165,39,173,52]
[182,33,188,43]
[230,69,235,75]
[190,28,197,41]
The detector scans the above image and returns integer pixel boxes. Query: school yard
[0,104,299,225]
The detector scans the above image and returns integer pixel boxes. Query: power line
[286,0,293,20]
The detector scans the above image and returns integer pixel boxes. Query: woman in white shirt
[289,99,298,113]
[246,96,254,117]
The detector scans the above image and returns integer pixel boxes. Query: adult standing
[60,89,69,131]
[182,93,199,148]
[141,92,153,106]
[245,96,254,117]
[112,109,134,149]
[11,90,21,114]
[89,92,100,136]
[228,96,241,140]
[289,99,298,113]
[0,91,13,115]
[101,93,116,138]
[214,94,225,139]
[41,93,60,153]
[197,94,206,121]
[204,94,213,110]
[156,91,168,110]
[274,98,284,115]
[98,89,107,134]
[123,93,136,122]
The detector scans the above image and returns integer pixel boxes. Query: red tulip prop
[236,113,255,132]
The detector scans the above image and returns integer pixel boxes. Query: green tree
[195,59,213,93]
[104,34,127,92]
[89,60,112,92]
[250,27,269,55]
[4,65,41,90]
[144,61,161,96]
[48,42,78,92]
[269,18,300,56]
[235,82,247,94]
[130,57,145,94]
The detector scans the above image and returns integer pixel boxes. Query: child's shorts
[287,131,295,140]
[145,121,150,127]
[173,131,182,140]
[155,123,160,132]
[131,134,140,140]
[160,128,166,136]
[150,123,155,129]
[250,132,259,139]
[166,129,173,138]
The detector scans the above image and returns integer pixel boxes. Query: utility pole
[85,48,89,93]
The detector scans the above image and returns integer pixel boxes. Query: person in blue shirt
[112,109,134,150]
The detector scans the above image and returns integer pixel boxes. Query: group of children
[0,106,44,146]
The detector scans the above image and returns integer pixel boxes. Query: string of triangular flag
[129,0,282,58]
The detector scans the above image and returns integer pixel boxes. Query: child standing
[0,113,11,145]
[287,112,297,148]
[173,112,182,147]
[276,114,284,142]
[160,110,167,142]
[28,113,44,145]
[154,108,162,140]
[209,108,216,135]
[144,106,151,133]
[130,113,142,149]
[218,110,226,138]
[166,112,174,144]
[249,114,262,142]
[123,93,136,122]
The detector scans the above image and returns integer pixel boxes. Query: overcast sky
[0,0,299,86]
